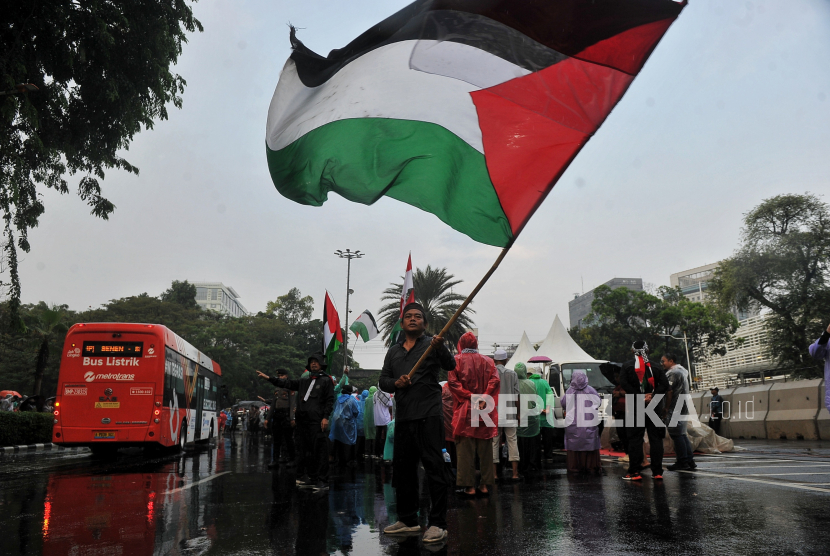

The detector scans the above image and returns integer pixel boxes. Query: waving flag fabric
[350,310,380,342]
[266,0,685,247]
[323,292,343,367]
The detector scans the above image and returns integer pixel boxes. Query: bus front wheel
[179,420,187,451]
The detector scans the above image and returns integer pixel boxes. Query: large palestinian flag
[266,0,685,247]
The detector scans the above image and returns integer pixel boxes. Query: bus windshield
[561,363,615,394]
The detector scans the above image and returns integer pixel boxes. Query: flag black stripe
[289,0,683,88]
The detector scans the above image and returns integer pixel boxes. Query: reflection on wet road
[2,436,830,555]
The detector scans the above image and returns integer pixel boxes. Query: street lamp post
[660,332,694,390]
[334,249,364,374]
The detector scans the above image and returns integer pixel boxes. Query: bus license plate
[94,402,120,408]
[94,431,116,440]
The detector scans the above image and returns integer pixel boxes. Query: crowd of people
[237,303,754,546]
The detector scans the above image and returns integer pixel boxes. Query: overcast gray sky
[14,0,830,369]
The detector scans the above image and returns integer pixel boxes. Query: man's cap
[711,387,719,391]
[402,302,428,322]
[494,349,508,361]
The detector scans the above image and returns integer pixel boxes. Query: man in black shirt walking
[380,303,456,544]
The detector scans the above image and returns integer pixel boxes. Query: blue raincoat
[329,393,359,445]
[356,390,369,437]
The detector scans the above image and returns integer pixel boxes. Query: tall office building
[670,262,758,320]
[568,277,643,329]
[193,282,248,317]
[669,262,718,303]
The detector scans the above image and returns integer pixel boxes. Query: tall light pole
[334,249,364,373]
[660,332,694,390]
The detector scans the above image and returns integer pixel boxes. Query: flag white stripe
[266,41,525,154]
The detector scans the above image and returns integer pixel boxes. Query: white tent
[535,314,600,364]
[506,331,538,370]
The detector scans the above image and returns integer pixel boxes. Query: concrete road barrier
[699,391,712,427]
[727,384,772,439]
[817,406,830,441]
[690,392,704,417]
[766,379,823,440]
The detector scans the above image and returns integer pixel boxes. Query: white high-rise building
[694,314,775,388]
[193,282,248,317]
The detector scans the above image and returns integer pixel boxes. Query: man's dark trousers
[627,422,665,475]
[272,409,295,462]
[296,423,328,482]
[710,413,723,435]
[393,416,450,529]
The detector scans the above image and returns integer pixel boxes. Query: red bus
[52,323,222,453]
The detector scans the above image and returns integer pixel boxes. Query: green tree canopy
[160,280,198,309]
[266,287,314,326]
[378,265,476,351]
[708,193,830,377]
[0,285,355,403]
[1,1,202,325]
[570,285,740,376]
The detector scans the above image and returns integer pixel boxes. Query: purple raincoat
[808,334,830,412]
[561,370,601,452]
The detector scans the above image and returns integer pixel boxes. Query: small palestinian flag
[323,291,343,367]
[266,0,685,247]
[350,310,380,342]
[389,254,415,344]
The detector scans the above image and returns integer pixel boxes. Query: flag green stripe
[350,321,370,343]
[266,118,513,247]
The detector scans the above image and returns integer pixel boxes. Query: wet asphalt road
[2,435,830,555]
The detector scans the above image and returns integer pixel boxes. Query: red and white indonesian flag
[390,254,415,344]
[266,0,685,247]
[323,291,343,366]
[400,254,415,315]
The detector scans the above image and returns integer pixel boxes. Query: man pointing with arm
[380,303,456,544]
[256,353,334,492]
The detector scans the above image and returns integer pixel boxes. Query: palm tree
[378,265,476,351]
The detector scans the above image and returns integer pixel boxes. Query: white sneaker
[422,526,448,543]
[383,521,421,535]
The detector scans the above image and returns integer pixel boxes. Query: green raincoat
[364,386,377,439]
[516,364,540,438]
[383,419,395,460]
[530,373,555,428]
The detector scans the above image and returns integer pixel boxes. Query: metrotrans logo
[84,371,136,383]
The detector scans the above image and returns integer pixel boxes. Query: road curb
[0,443,90,456]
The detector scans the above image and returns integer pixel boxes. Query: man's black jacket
[268,373,333,426]
[379,334,455,422]
[619,358,670,412]
[266,386,296,427]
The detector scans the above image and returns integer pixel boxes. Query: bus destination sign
[83,342,144,358]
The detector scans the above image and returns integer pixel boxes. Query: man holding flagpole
[380,302,455,544]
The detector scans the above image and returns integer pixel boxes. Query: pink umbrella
[527,356,552,363]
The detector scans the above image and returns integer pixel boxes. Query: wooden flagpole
[406,244,513,378]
